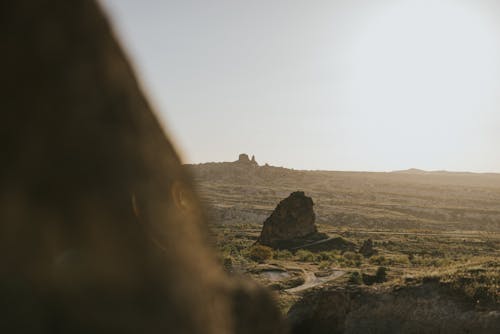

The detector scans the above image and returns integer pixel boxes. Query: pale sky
[101,0,500,172]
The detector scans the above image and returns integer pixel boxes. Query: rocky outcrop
[236,153,259,166]
[288,283,500,334]
[257,192,327,249]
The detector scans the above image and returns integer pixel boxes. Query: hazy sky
[102,0,500,172]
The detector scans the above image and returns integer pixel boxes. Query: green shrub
[376,266,388,282]
[369,255,389,265]
[219,244,238,256]
[348,271,362,285]
[274,249,293,260]
[296,250,316,262]
[317,251,335,261]
[361,267,387,285]
[339,251,363,267]
[248,245,273,263]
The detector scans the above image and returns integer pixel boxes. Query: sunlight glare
[343,0,500,170]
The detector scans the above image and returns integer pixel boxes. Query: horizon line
[184,159,500,175]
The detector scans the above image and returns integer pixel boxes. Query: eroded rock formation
[258,192,327,249]
[288,283,500,334]
[235,153,258,166]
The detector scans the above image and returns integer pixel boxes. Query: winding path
[285,270,345,293]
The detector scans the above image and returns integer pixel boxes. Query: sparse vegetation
[348,271,362,285]
[318,261,331,270]
[274,249,293,260]
[199,162,500,321]
[375,266,388,282]
[247,245,273,263]
[295,250,316,262]
[222,256,233,272]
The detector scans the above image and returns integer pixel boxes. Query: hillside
[187,155,500,232]
[187,156,500,332]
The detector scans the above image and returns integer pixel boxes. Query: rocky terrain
[188,154,500,333]
[187,154,500,232]
[288,277,500,334]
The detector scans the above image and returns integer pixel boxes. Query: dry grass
[193,163,500,308]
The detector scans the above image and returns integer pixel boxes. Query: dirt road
[286,270,345,293]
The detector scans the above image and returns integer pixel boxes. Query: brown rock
[258,192,327,249]
[236,153,258,166]
[287,282,500,334]
[238,153,251,163]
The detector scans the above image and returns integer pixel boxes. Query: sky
[101,0,500,172]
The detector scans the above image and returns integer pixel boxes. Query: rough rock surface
[236,153,258,166]
[293,237,356,253]
[258,192,327,249]
[288,283,500,334]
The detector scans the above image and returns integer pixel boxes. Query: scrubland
[188,162,500,321]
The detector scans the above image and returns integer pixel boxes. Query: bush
[317,251,336,261]
[348,271,362,285]
[369,255,389,265]
[376,266,388,282]
[248,245,273,263]
[223,256,233,272]
[296,250,316,262]
[339,251,363,267]
[274,249,293,260]
[361,267,388,285]
[343,251,361,261]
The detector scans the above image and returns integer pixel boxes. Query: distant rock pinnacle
[236,153,258,166]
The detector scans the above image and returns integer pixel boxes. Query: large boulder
[258,192,327,249]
